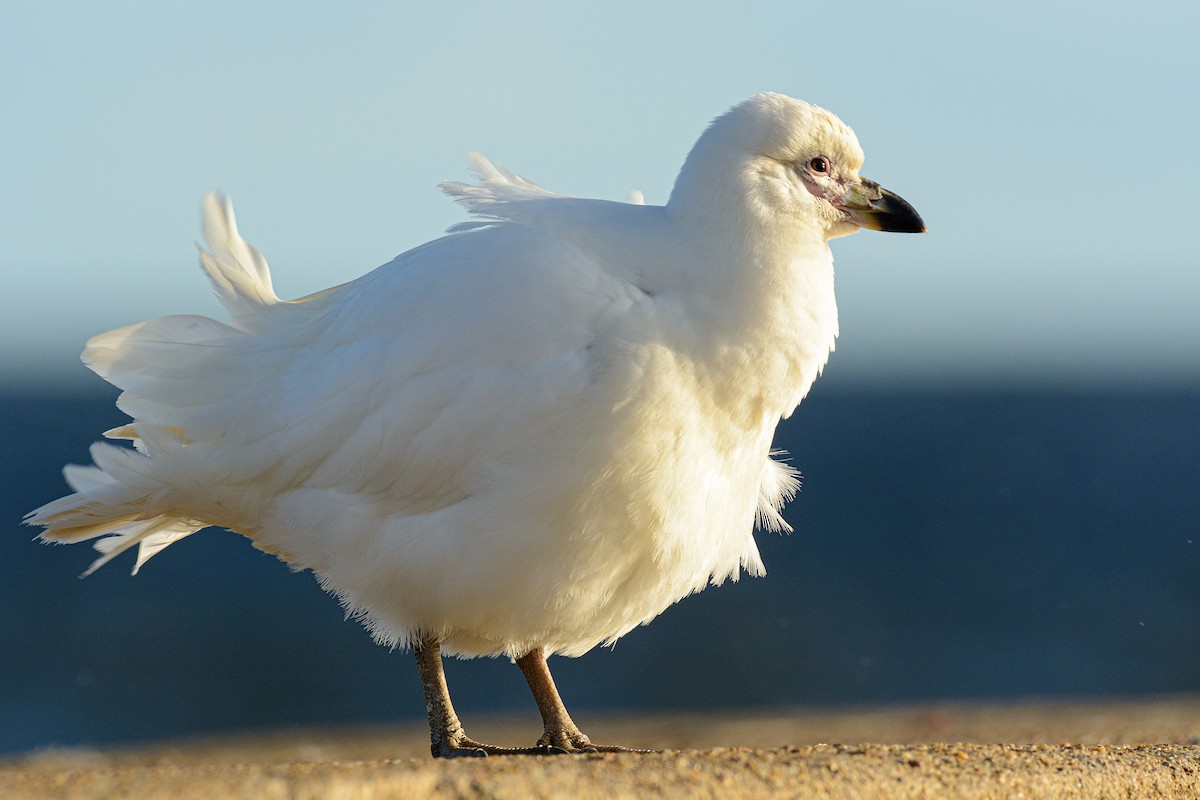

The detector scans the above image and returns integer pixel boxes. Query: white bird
[26,92,923,757]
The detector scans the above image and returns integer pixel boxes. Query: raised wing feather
[33,169,652,576]
[77,224,637,540]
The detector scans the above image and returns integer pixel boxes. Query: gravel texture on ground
[6,698,1199,799]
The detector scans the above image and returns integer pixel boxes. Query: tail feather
[198,191,279,320]
[30,508,201,577]
[83,314,246,430]
[27,446,203,575]
[25,192,273,576]
[82,521,200,577]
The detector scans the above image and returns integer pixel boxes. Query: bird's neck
[516,197,840,423]
[661,213,840,425]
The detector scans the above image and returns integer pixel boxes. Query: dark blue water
[3,383,1198,754]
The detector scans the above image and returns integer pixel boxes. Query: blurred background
[2,2,1197,755]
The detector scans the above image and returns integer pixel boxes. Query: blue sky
[2,1,1197,387]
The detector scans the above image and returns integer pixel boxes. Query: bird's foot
[434,740,489,759]
[432,726,657,757]
[433,727,542,758]
[532,728,659,755]
[532,729,596,755]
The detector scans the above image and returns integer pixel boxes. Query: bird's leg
[413,636,488,757]
[516,647,651,754]
[413,636,545,758]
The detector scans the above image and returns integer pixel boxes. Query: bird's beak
[837,178,925,233]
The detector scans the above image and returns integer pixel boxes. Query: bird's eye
[808,156,830,175]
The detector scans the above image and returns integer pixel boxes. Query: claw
[436,744,489,758]
[435,730,555,758]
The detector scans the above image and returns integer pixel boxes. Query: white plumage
[27,93,922,755]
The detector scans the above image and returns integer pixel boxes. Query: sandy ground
[5,697,1199,798]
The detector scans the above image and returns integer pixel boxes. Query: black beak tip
[878,191,926,234]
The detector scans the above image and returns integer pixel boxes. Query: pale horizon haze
[2,2,1197,389]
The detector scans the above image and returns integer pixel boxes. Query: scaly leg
[414,637,542,758]
[515,646,651,754]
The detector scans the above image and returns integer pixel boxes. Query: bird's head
[669,92,925,241]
